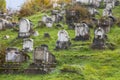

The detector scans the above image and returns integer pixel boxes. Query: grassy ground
[0,6,120,80]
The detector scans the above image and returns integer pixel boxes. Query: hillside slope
[0,6,120,80]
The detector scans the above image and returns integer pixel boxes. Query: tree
[0,0,6,12]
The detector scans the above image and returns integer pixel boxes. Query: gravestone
[55,29,71,49]
[51,10,64,23]
[23,38,33,52]
[99,16,115,33]
[34,44,56,65]
[25,45,56,74]
[42,15,54,28]
[18,18,32,38]
[73,23,90,41]
[5,48,23,62]
[88,7,99,17]
[103,8,112,17]
[91,27,106,49]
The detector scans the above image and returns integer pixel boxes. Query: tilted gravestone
[73,23,90,41]
[91,27,106,49]
[55,29,71,50]
[23,38,33,52]
[18,18,32,38]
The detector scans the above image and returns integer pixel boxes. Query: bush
[67,5,90,21]
[19,0,52,17]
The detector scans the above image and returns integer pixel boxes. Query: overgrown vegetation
[0,2,120,80]
[0,0,6,12]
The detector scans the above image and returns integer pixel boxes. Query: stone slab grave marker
[91,27,106,49]
[23,38,33,52]
[18,18,32,38]
[73,22,90,41]
[55,29,71,50]
[34,45,56,64]
[5,48,26,62]
[26,44,56,73]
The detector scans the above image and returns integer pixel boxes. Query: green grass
[0,6,120,80]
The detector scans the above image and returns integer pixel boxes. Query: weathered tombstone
[88,7,99,17]
[42,15,54,28]
[99,16,115,33]
[51,10,64,23]
[18,18,32,38]
[25,45,56,74]
[75,0,101,8]
[5,48,22,62]
[55,29,71,49]
[91,27,106,49]
[45,17,53,27]
[73,23,90,41]
[23,38,33,52]
[103,8,112,17]
[34,44,56,65]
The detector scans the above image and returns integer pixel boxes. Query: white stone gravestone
[5,48,22,62]
[19,18,31,38]
[58,30,70,42]
[56,29,71,49]
[23,38,33,51]
[74,23,90,41]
